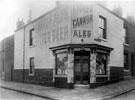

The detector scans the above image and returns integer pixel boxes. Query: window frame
[124,27,129,44]
[124,52,129,70]
[29,28,35,46]
[29,57,35,76]
[55,52,68,75]
[99,16,107,39]
[96,52,107,75]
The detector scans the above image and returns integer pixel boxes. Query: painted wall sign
[73,30,91,38]
[35,25,69,47]
[35,7,69,34]
[33,6,70,47]
[72,15,92,28]
[72,5,92,14]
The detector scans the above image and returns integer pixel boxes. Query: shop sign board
[72,15,92,28]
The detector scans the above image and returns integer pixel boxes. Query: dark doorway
[74,51,90,85]
[131,53,134,76]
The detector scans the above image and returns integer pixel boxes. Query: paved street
[110,90,135,100]
[1,79,135,100]
[0,87,48,100]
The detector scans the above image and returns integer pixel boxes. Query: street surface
[110,90,135,100]
[0,87,48,100]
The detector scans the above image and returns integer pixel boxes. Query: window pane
[56,53,68,75]
[30,29,34,46]
[99,18,102,27]
[124,53,129,70]
[103,29,106,39]
[83,59,88,72]
[99,16,106,39]
[98,28,103,38]
[124,28,129,44]
[96,53,107,74]
[75,59,81,72]
[30,58,34,75]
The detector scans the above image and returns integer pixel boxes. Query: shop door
[74,51,89,85]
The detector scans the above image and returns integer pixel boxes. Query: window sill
[94,38,108,42]
[29,74,34,76]
[55,75,67,77]
[29,45,35,48]
[96,74,108,77]
[99,38,108,42]
[123,43,129,47]
[124,69,130,72]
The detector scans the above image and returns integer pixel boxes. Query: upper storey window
[29,28,35,46]
[99,16,107,39]
[124,27,129,44]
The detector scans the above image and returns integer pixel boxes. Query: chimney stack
[112,4,123,17]
[125,13,135,25]
[16,18,25,29]
[27,10,32,23]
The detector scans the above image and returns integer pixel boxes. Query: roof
[96,2,135,28]
[15,1,135,32]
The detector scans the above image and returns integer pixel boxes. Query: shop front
[50,44,113,88]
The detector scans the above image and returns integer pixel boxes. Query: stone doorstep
[74,84,89,89]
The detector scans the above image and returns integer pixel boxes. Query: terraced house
[11,1,134,88]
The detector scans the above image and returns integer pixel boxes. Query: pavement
[0,79,135,100]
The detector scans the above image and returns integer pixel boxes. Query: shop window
[96,53,107,75]
[29,28,35,46]
[124,52,129,70]
[56,53,68,75]
[29,57,34,75]
[99,16,107,39]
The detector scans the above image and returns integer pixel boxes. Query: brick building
[13,1,126,88]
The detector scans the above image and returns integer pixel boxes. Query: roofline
[15,1,135,32]
[15,5,61,32]
[96,2,135,28]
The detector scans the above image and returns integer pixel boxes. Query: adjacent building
[0,35,14,81]
[123,16,135,78]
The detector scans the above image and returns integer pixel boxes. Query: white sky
[0,0,135,41]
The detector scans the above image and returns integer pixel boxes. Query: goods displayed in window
[56,53,68,75]
[96,53,107,75]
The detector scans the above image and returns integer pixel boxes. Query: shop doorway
[74,51,90,85]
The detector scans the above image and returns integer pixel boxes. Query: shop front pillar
[67,49,74,88]
[90,51,97,84]
[52,52,56,83]
[107,54,110,81]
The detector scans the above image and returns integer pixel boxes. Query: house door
[74,51,90,85]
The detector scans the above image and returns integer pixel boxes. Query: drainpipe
[23,26,26,83]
